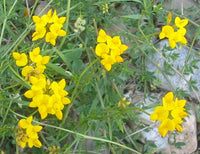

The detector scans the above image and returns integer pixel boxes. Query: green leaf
[121,14,147,20]
[108,0,141,3]
[63,48,83,63]
[93,0,141,5]
[72,59,84,74]
[115,117,124,133]
[174,142,186,149]
[46,62,73,79]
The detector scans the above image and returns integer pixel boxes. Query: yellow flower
[97,29,109,43]
[159,25,174,39]
[19,116,33,129]
[32,9,67,46]
[162,92,175,111]
[95,43,109,57]
[18,47,50,81]
[119,44,129,54]
[158,118,175,137]
[175,17,188,28]
[26,78,71,120]
[29,47,50,65]
[100,54,116,71]
[24,76,46,98]
[51,24,67,37]
[32,15,48,27]
[150,106,169,122]
[32,26,46,41]
[51,10,66,24]
[107,36,122,49]
[27,137,42,148]
[31,94,51,119]
[17,116,43,148]
[29,47,42,63]
[12,52,28,66]
[95,29,128,71]
[159,16,188,48]
[26,125,42,138]
[150,92,188,137]
[45,32,57,46]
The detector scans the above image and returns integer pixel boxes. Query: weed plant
[0,0,200,153]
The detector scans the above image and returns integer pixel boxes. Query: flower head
[32,9,67,46]
[159,16,188,48]
[13,47,50,82]
[16,116,42,148]
[12,52,28,66]
[150,92,188,137]
[25,77,71,120]
[95,29,128,71]
[175,17,188,28]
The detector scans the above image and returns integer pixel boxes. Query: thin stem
[11,110,141,154]
[112,81,123,99]
[137,32,159,40]
[7,0,18,17]
[0,17,7,48]
[182,30,199,73]
[59,0,71,49]
[57,59,99,139]
[3,29,30,58]
[0,0,17,47]
[2,99,14,125]
[3,0,6,14]
[95,82,105,109]
[8,63,30,88]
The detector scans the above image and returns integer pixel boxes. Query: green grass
[1,0,200,153]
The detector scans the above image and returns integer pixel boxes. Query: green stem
[11,110,140,154]
[137,32,159,41]
[16,144,19,154]
[182,30,199,74]
[3,0,6,14]
[2,84,24,125]
[8,63,30,89]
[2,82,22,91]
[95,82,105,108]
[137,13,175,91]
[39,131,50,147]
[0,0,18,48]
[2,99,14,125]
[3,29,30,58]
[112,81,123,99]
[96,107,151,120]
[59,0,71,50]
[57,59,99,139]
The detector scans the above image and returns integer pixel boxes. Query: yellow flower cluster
[95,29,128,71]
[150,92,188,137]
[159,16,188,48]
[24,77,71,120]
[117,97,130,108]
[16,116,42,148]
[32,9,67,46]
[13,47,71,120]
[13,47,50,81]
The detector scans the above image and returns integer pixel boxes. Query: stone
[169,109,197,153]
[126,90,198,153]
[146,39,200,100]
[34,1,52,17]
[163,0,199,15]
